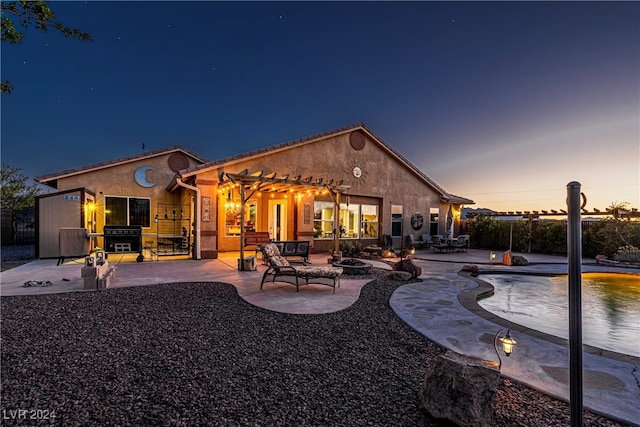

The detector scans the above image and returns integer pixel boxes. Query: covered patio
[218,169,351,270]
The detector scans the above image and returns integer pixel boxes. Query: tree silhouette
[0,163,42,210]
[1,0,91,93]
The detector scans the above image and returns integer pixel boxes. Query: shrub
[530,222,567,255]
[466,215,528,251]
[613,245,640,263]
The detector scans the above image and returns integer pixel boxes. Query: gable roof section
[36,146,208,189]
[181,123,473,205]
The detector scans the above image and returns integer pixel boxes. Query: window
[391,204,403,237]
[105,196,150,227]
[430,207,439,236]
[225,198,257,236]
[339,203,359,238]
[314,201,379,239]
[361,204,378,238]
[314,201,334,239]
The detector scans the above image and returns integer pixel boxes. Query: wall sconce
[154,214,158,223]
[494,328,517,370]
[490,251,496,264]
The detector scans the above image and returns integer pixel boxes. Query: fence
[1,207,35,245]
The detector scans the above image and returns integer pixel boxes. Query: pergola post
[239,184,246,270]
[333,191,341,255]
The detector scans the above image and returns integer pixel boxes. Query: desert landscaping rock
[0,264,629,426]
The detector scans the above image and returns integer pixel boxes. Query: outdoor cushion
[260,243,343,292]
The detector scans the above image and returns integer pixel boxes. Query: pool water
[478,273,640,357]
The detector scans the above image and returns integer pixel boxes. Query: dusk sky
[2,1,638,212]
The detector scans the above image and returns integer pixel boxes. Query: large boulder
[392,258,422,278]
[419,350,500,427]
[511,255,529,266]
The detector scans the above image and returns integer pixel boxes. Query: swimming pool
[477,273,640,357]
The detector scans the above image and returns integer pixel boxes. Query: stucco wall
[194,129,458,255]
[47,152,202,253]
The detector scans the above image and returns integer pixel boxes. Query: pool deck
[1,249,639,425]
[392,252,640,427]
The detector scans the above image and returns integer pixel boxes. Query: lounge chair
[259,243,343,293]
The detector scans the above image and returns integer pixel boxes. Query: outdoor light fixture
[410,247,416,255]
[154,214,158,223]
[490,251,496,264]
[494,328,517,370]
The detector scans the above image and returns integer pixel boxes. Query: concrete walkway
[1,248,639,425]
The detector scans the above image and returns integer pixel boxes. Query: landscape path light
[494,328,516,370]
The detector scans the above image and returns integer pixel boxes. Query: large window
[314,201,334,239]
[105,196,150,227]
[314,201,379,239]
[391,204,403,237]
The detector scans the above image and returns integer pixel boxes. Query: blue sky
[2,1,638,211]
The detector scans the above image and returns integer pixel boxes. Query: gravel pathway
[1,269,628,426]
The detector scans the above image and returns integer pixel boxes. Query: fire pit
[332,258,373,275]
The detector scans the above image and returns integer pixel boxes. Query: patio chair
[431,235,450,253]
[421,233,431,249]
[407,234,424,250]
[452,235,469,252]
[259,243,343,293]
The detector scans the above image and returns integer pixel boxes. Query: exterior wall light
[494,328,516,370]
[490,251,496,264]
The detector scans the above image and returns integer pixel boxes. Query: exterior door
[268,200,287,241]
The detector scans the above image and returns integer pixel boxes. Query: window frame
[104,196,151,228]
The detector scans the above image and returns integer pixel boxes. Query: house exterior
[35,123,473,260]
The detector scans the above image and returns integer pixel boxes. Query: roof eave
[35,146,209,183]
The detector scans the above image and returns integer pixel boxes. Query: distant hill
[461,207,495,220]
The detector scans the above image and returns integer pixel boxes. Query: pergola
[219,169,351,268]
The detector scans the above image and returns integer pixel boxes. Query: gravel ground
[1,266,629,427]
[1,245,36,272]
[0,246,629,426]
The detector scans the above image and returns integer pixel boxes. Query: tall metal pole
[567,182,583,427]
[239,185,246,270]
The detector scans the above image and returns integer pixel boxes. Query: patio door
[268,200,287,241]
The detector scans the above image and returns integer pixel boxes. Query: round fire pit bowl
[332,258,373,275]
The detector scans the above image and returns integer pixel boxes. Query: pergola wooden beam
[220,169,351,270]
